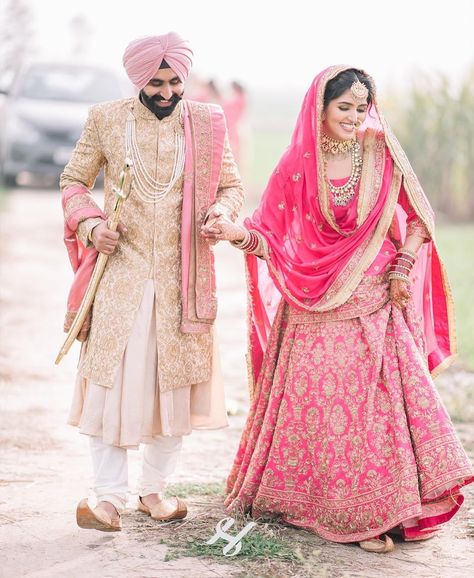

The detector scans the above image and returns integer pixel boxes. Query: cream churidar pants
[68,280,228,508]
[89,434,182,512]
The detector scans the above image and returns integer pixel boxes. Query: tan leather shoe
[138,496,187,521]
[359,534,395,553]
[76,498,122,532]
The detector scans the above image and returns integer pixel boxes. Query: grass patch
[436,223,474,370]
[164,522,299,563]
[166,481,225,498]
[130,485,329,577]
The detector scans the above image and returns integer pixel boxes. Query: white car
[0,61,132,187]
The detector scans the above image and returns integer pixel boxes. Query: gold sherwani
[61,97,244,391]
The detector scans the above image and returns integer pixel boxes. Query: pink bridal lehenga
[225,272,474,542]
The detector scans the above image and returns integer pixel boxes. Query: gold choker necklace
[321,133,356,155]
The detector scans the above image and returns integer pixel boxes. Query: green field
[436,223,474,369]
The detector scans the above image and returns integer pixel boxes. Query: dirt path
[0,190,473,578]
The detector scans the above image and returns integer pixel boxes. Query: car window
[17,65,122,103]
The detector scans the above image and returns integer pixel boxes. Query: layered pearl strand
[125,104,185,204]
[322,134,363,207]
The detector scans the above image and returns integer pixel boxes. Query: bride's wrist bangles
[232,230,260,254]
[388,248,417,283]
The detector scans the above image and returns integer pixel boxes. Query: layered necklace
[125,102,185,204]
[321,133,362,207]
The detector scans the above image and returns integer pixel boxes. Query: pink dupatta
[246,65,456,389]
[180,100,226,332]
[62,185,105,339]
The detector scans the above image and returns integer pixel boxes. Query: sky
[24,0,474,95]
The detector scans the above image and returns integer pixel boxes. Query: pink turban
[123,32,193,89]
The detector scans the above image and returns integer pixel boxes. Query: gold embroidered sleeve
[77,217,104,247]
[406,217,431,240]
[214,132,244,222]
[60,106,106,192]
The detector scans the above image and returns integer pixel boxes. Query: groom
[60,31,244,531]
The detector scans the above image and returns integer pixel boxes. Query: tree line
[385,67,474,222]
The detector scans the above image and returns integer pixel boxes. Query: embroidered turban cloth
[123,32,193,89]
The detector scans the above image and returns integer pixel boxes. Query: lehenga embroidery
[225,280,474,542]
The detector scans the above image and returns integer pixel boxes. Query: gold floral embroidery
[64,193,100,223]
[226,283,473,542]
[356,129,386,226]
[287,273,389,323]
[190,102,219,321]
[61,98,243,391]
[407,218,430,239]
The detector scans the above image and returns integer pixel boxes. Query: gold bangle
[231,230,251,249]
[388,271,410,283]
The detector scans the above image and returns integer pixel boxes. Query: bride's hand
[390,278,411,309]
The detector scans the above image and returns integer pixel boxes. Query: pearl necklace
[323,139,362,206]
[125,103,185,204]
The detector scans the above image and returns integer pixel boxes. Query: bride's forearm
[401,233,425,255]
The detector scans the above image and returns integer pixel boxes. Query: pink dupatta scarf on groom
[244,65,456,392]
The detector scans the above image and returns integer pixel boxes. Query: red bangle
[396,250,416,263]
[245,232,259,253]
[237,231,259,253]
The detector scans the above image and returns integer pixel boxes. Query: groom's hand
[201,207,225,245]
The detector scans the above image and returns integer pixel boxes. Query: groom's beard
[139,90,183,119]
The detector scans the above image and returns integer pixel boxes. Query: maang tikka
[351,80,369,102]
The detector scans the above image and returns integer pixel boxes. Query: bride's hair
[323,69,374,107]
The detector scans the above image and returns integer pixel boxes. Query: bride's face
[322,88,368,141]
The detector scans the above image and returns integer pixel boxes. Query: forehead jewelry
[351,80,369,102]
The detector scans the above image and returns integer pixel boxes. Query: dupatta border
[188,101,216,321]
[380,114,457,374]
[183,101,226,328]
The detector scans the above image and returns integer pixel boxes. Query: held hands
[390,278,411,310]
[91,220,128,255]
[200,208,247,245]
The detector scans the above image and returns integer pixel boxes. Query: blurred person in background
[202,66,474,553]
[193,78,222,104]
[222,81,247,167]
[60,31,244,532]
